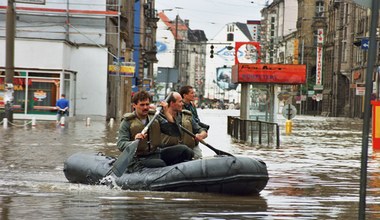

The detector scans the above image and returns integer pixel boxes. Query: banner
[316,45,323,85]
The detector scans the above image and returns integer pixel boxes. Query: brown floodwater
[0,109,379,219]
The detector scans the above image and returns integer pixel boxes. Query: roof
[157,12,188,40]
[235,22,254,41]
[188,29,208,42]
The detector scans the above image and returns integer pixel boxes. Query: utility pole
[174,14,179,90]
[5,0,15,124]
[359,2,379,220]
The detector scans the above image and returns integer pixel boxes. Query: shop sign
[108,64,135,77]
[231,63,306,84]
[356,84,366,96]
[316,45,323,85]
[34,90,47,101]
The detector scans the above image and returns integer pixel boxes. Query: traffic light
[210,45,214,58]
[143,58,148,68]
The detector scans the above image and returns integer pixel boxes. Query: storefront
[0,68,76,120]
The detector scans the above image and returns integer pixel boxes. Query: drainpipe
[334,2,344,117]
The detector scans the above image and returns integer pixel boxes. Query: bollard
[285,119,292,135]
[86,117,91,126]
[109,118,114,127]
[60,117,65,127]
[3,118,8,129]
[32,117,36,128]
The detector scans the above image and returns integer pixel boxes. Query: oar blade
[111,140,139,177]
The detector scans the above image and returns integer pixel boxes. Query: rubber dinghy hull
[63,152,269,195]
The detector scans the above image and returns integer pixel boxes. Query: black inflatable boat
[63,152,269,195]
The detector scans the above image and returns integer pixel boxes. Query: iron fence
[227,116,280,148]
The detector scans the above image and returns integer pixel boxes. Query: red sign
[235,42,261,64]
[316,45,323,85]
[232,64,306,84]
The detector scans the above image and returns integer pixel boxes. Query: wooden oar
[178,124,233,157]
[108,94,171,177]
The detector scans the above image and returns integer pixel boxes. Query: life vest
[161,110,196,149]
[122,110,161,156]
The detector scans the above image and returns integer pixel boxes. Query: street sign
[282,104,297,120]
[361,38,369,50]
[314,84,324,90]
[157,67,179,83]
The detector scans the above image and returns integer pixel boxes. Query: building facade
[204,22,254,106]
[0,0,160,121]
[155,12,207,101]
[262,0,379,118]
[0,0,112,120]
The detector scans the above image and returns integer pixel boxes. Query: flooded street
[0,109,379,219]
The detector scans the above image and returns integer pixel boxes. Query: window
[227,33,234,41]
[227,24,234,32]
[342,42,347,62]
[315,1,324,17]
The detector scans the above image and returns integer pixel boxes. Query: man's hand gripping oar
[104,93,172,180]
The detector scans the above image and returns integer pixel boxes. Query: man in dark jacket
[179,85,210,130]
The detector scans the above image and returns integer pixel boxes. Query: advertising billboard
[216,67,238,91]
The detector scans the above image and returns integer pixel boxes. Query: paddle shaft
[178,124,233,156]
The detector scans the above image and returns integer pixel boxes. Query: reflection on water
[0,111,379,219]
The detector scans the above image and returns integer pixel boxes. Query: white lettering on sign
[316,45,323,85]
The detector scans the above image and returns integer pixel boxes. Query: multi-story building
[259,0,299,116]
[247,20,261,42]
[0,0,116,120]
[261,0,298,64]
[324,1,370,118]
[291,0,379,118]
[184,30,208,99]
[155,12,207,101]
[0,0,159,121]
[204,22,254,106]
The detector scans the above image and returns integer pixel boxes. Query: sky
[155,0,271,40]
